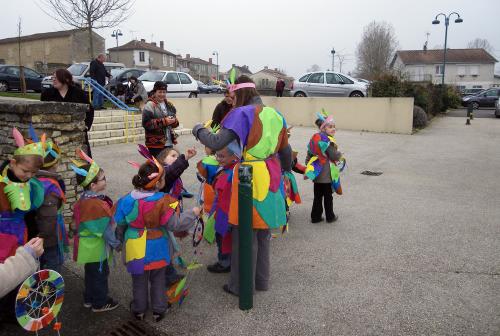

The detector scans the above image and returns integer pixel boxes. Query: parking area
[446,107,497,119]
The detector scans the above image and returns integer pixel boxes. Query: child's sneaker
[153,312,165,323]
[92,298,119,313]
[133,312,145,321]
[83,302,92,308]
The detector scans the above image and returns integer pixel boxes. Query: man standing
[89,54,110,110]
[275,78,286,97]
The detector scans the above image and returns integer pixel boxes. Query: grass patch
[0,92,41,100]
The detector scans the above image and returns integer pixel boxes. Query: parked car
[139,71,198,98]
[461,88,500,109]
[290,71,367,97]
[107,68,146,94]
[208,83,224,93]
[41,61,125,90]
[460,88,485,97]
[495,98,500,118]
[0,65,44,92]
[197,81,211,94]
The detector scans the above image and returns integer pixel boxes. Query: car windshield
[67,64,87,76]
[139,71,165,82]
[110,69,124,77]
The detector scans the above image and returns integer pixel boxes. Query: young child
[71,149,121,313]
[206,141,241,273]
[282,127,304,225]
[114,145,200,322]
[305,111,344,223]
[0,127,45,263]
[33,140,68,272]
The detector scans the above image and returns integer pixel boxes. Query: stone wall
[0,100,87,222]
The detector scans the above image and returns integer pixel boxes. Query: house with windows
[390,48,498,90]
[108,39,177,71]
[221,64,253,81]
[176,54,218,83]
[251,66,293,90]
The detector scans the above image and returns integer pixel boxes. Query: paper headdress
[226,68,256,93]
[13,125,46,157]
[70,149,100,187]
[128,144,165,190]
[316,108,335,131]
[42,141,62,168]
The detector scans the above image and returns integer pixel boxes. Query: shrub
[413,105,428,128]
[370,74,403,97]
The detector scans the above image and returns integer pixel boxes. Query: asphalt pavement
[446,107,497,118]
[2,115,499,335]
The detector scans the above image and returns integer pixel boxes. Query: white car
[138,71,198,98]
[290,71,368,97]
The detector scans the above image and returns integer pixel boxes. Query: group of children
[0,104,344,324]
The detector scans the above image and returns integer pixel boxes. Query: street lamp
[111,29,123,47]
[432,12,463,85]
[331,47,335,72]
[212,51,219,81]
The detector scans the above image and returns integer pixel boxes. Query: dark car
[461,88,500,109]
[0,65,43,92]
[107,68,146,94]
[461,88,485,97]
[197,81,211,94]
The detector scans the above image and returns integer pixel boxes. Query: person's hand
[166,116,177,125]
[192,207,201,217]
[131,98,134,103]
[25,238,44,258]
[185,147,197,160]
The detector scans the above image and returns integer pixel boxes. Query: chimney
[264,66,268,70]
[160,41,164,49]
[151,42,156,47]
[186,54,191,59]
[274,68,278,71]
[423,41,428,52]
[209,57,212,64]
[140,38,145,43]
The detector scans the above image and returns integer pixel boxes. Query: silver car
[290,71,367,97]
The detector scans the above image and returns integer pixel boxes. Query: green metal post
[238,164,253,310]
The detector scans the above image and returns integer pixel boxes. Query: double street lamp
[330,47,335,72]
[111,29,123,47]
[432,12,463,85]
[212,51,219,81]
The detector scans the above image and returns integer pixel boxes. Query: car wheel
[189,92,198,98]
[349,91,364,97]
[0,81,8,92]
[294,92,306,97]
[217,89,222,93]
[472,102,479,109]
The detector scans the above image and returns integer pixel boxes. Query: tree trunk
[87,24,94,60]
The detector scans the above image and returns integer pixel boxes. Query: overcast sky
[2,0,499,77]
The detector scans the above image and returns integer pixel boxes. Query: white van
[138,71,198,98]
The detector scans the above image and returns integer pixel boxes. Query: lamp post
[331,47,335,72]
[432,12,463,85]
[111,29,123,62]
[212,51,219,81]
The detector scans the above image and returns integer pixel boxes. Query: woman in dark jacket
[41,69,94,157]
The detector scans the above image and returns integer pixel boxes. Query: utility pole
[17,17,26,95]
[331,47,336,72]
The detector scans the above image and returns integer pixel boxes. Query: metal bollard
[466,102,472,125]
[238,164,253,310]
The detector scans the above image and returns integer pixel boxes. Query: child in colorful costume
[71,149,121,313]
[33,140,69,272]
[192,75,292,295]
[205,141,241,273]
[114,145,200,322]
[305,110,345,223]
[0,127,45,263]
[282,127,304,225]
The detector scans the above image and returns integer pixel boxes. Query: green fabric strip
[248,107,283,159]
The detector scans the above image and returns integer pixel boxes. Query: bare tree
[307,64,321,72]
[40,0,133,59]
[17,18,26,94]
[355,21,398,80]
[467,38,494,53]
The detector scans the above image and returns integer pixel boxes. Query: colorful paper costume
[70,149,100,188]
[222,104,289,229]
[0,127,45,262]
[114,145,178,275]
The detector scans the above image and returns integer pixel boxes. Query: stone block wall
[0,100,87,222]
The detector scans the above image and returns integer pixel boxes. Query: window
[165,72,180,84]
[457,65,466,76]
[139,71,165,82]
[139,51,145,62]
[484,89,499,97]
[472,85,483,89]
[261,78,270,88]
[178,73,192,84]
[307,72,324,84]
[162,54,168,66]
[299,74,310,82]
[326,73,340,84]
[435,65,444,75]
[469,65,479,76]
[169,56,174,68]
[338,74,354,84]
[23,68,39,78]
[6,67,20,76]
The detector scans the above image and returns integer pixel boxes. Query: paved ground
[3,114,500,335]
[447,107,496,119]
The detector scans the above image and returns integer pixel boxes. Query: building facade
[390,48,498,90]
[221,64,253,81]
[0,29,105,74]
[176,54,218,83]
[108,39,177,71]
[251,66,293,90]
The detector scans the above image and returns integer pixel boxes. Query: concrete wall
[170,97,414,134]
[0,101,87,222]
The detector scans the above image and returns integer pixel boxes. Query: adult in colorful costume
[114,145,198,322]
[305,110,345,223]
[192,75,292,294]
